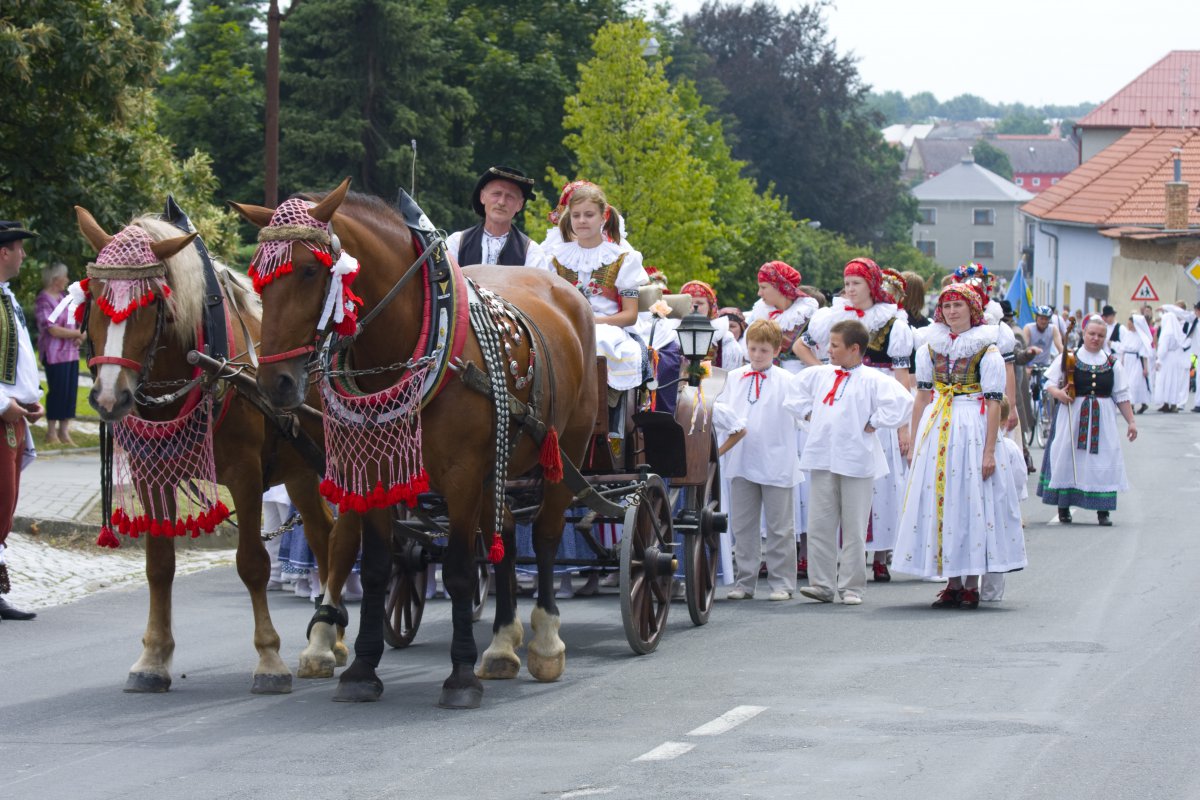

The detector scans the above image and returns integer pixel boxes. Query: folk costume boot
[1058,507,1073,524]
[0,595,37,621]
[931,585,962,609]
[958,587,981,609]
[1097,511,1112,527]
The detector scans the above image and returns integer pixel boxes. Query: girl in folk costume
[1117,312,1154,414]
[1039,316,1138,525]
[892,284,1027,608]
[680,280,744,370]
[744,261,820,573]
[950,264,1019,426]
[797,258,914,583]
[543,180,628,250]
[543,183,648,392]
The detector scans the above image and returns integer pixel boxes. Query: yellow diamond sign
[1189,257,1200,286]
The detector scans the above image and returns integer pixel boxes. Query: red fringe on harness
[540,426,563,483]
[107,502,230,540]
[96,526,121,549]
[318,472,430,514]
[487,532,505,564]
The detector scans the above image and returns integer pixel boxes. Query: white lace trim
[924,322,1000,359]
[747,296,818,332]
[544,239,625,273]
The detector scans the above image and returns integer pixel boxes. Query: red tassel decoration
[540,426,563,483]
[97,526,120,549]
[487,532,505,564]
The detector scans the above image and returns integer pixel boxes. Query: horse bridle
[85,298,201,408]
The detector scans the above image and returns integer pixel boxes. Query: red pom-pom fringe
[319,471,430,513]
[107,503,229,542]
[250,261,294,293]
[312,250,333,268]
[97,526,120,549]
[540,426,563,483]
[487,532,505,564]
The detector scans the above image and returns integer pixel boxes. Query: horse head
[74,206,196,421]
[229,178,352,410]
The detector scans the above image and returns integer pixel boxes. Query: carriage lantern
[675,311,716,386]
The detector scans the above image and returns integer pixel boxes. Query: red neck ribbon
[743,369,768,399]
[823,369,851,405]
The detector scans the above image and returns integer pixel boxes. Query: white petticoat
[597,322,643,391]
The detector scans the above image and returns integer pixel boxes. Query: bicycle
[1027,365,1054,449]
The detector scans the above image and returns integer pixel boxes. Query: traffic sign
[1131,275,1159,301]
[1187,257,1200,286]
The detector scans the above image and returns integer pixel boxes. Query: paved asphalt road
[3,410,1199,800]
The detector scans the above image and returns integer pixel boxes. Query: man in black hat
[0,221,43,621]
[1102,304,1120,346]
[446,166,548,270]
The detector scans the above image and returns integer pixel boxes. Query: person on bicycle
[1023,306,1061,372]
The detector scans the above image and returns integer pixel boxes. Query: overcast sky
[656,0,1200,106]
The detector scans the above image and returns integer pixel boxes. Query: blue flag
[1005,265,1034,327]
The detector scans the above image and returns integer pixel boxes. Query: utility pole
[264,0,300,207]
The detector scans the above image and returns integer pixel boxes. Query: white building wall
[1029,221,1118,312]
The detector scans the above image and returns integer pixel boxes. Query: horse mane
[296,190,408,232]
[132,215,261,346]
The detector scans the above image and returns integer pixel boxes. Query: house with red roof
[1076,51,1200,162]
[904,135,1078,192]
[1021,128,1200,312]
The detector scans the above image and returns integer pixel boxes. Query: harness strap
[89,355,144,371]
[260,344,316,364]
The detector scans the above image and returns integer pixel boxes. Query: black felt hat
[471,166,535,217]
[0,220,37,246]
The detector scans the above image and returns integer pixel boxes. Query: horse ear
[228,200,276,229]
[74,206,113,252]
[149,232,198,262]
[309,177,352,223]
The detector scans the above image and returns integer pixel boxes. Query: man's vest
[457,223,530,267]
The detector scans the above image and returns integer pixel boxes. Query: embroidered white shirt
[712,364,806,488]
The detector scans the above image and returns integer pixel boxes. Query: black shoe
[1058,507,1073,524]
[1097,511,1112,527]
[931,586,962,609]
[1137,404,1148,415]
[0,596,36,620]
[1192,407,1200,413]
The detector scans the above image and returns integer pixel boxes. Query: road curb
[11,515,241,550]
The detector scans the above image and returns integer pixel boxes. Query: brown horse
[75,207,349,693]
[230,180,596,707]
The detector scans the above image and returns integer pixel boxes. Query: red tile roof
[1078,51,1200,129]
[1021,128,1200,227]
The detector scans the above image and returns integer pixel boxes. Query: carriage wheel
[383,541,427,649]
[684,461,721,627]
[620,475,675,655]
[471,532,492,623]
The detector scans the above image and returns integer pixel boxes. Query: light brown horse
[230,180,596,707]
[76,207,349,693]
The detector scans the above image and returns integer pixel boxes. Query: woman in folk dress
[892,284,1027,609]
[796,258,913,583]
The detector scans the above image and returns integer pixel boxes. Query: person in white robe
[1153,304,1189,412]
[1116,312,1154,413]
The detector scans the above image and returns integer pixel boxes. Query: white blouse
[804,297,913,368]
[542,240,648,318]
[914,323,1006,396]
[712,364,806,488]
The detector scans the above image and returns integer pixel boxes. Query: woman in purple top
[35,263,84,444]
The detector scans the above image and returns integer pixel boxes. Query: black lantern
[675,311,717,386]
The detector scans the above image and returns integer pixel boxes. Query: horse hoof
[476,651,521,680]
[297,653,336,679]
[332,678,383,703]
[438,684,483,709]
[527,650,566,683]
[251,673,293,695]
[333,642,350,667]
[124,671,171,693]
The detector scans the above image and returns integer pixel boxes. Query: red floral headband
[680,280,718,317]
[757,261,802,300]
[843,258,886,303]
[934,283,985,327]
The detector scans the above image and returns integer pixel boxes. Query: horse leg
[333,508,390,702]
[528,479,574,683]
[224,483,291,694]
[439,492,486,709]
[126,534,176,692]
[297,499,355,679]
[477,503,522,679]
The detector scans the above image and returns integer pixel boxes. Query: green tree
[158,0,266,204]
[0,0,239,301]
[559,19,720,283]
[447,0,627,203]
[866,90,911,124]
[279,0,474,229]
[995,113,1050,135]
[971,139,1014,181]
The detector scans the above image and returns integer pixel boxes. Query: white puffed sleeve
[712,378,746,436]
[614,248,649,299]
[792,367,821,422]
[524,240,551,271]
[1044,353,1065,387]
[914,344,934,389]
[996,323,1016,362]
[1110,358,1130,403]
[445,230,463,265]
[980,347,1006,397]
[779,370,807,423]
[886,316,914,369]
[802,306,835,350]
[867,371,915,429]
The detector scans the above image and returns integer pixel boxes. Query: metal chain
[469,300,512,544]
[261,509,301,542]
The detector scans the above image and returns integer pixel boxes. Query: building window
[1051,177,1059,185]
[1015,177,1024,185]
[973,208,995,225]
[916,240,936,257]
[1032,177,1041,186]
[918,208,936,224]
[973,241,995,259]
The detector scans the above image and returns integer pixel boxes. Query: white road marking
[633,742,695,762]
[561,788,615,798]
[1047,515,1060,526]
[687,704,768,736]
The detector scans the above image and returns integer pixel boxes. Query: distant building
[1076,50,1200,162]
[1021,128,1200,312]
[904,136,1076,192]
[911,157,1034,276]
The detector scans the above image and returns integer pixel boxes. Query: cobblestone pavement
[3,532,236,611]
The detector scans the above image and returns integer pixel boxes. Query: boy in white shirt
[793,320,913,605]
[713,320,807,601]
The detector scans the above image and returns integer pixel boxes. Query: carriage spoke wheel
[383,541,427,649]
[684,461,721,627]
[471,531,492,623]
[620,475,674,655]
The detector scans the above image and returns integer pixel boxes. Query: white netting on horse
[81,225,172,324]
[250,197,332,292]
[100,393,229,546]
[318,367,430,513]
